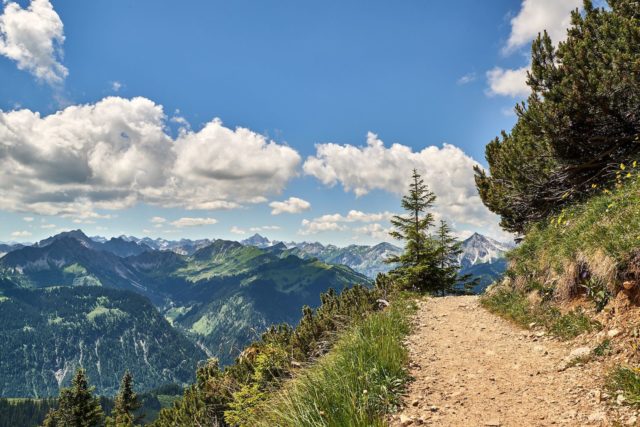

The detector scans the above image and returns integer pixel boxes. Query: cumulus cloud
[486,66,530,98]
[303,133,502,232]
[0,97,301,218]
[0,0,67,85]
[230,226,246,235]
[23,216,34,222]
[11,230,32,238]
[299,209,396,236]
[486,0,582,99]
[353,223,392,240]
[299,219,347,235]
[269,197,311,215]
[150,216,166,224]
[504,0,581,53]
[171,217,217,228]
[249,225,280,232]
[111,81,122,92]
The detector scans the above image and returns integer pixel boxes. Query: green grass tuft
[481,288,599,339]
[607,367,640,406]
[247,297,417,427]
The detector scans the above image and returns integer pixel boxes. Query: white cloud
[486,0,582,99]
[299,219,347,235]
[269,197,311,215]
[353,223,392,241]
[230,226,246,235]
[11,230,32,237]
[0,0,67,85]
[40,223,55,229]
[304,133,502,233]
[486,66,530,98]
[23,216,34,222]
[249,225,280,232]
[0,97,301,218]
[111,81,122,92]
[150,216,167,224]
[299,209,396,236]
[457,72,477,85]
[171,217,217,228]
[504,0,582,53]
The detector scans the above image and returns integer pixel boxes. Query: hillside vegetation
[246,296,415,427]
[476,0,640,414]
[0,287,204,397]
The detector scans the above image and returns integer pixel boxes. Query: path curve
[390,296,636,426]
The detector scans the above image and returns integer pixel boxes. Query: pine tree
[433,220,477,295]
[108,371,142,427]
[42,368,104,427]
[387,169,438,291]
[476,1,640,232]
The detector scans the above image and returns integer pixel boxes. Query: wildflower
[621,163,626,170]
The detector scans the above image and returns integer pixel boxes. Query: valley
[0,229,508,398]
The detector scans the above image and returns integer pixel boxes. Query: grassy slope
[247,296,416,427]
[508,168,640,287]
[483,168,640,407]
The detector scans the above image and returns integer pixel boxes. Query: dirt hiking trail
[390,296,638,427]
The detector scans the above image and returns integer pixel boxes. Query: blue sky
[0,0,584,245]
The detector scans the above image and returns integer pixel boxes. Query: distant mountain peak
[241,233,272,248]
[458,232,512,269]
[37,229,96,249]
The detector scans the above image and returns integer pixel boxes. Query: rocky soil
[390,296,639,426]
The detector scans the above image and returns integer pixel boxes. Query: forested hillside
[0,232,370,397]
[0,286,204,397]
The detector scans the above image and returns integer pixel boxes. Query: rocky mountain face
[458,233,514,292]
[241,233,273,248]
[283,241,402,278]
[457,232,513,270]
[0,230,369,396]
[121,236,214,256]
[241,232,513,289]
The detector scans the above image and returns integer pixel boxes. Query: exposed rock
[608,328,621,338]
[569,347,591,359]
[587,411,607,422]
[399,414,413,426]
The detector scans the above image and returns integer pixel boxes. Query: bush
[152,281,397,426]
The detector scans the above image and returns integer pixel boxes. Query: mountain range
[0,231,368,397]
[0,229,511,397]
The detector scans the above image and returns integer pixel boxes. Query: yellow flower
[634,160,637,168]
[621,163,626,170]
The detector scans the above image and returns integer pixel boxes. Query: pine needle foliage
[42,369,104,427]
[476,0,640,233]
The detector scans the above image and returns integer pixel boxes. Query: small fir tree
[107,371,142,427]
[386,169,438,290]
[42,368,104,427]
[433,220,477,295]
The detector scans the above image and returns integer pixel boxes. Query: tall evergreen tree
[107,371,142,427]
[387,169,438,290]
[42,369,104,427]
